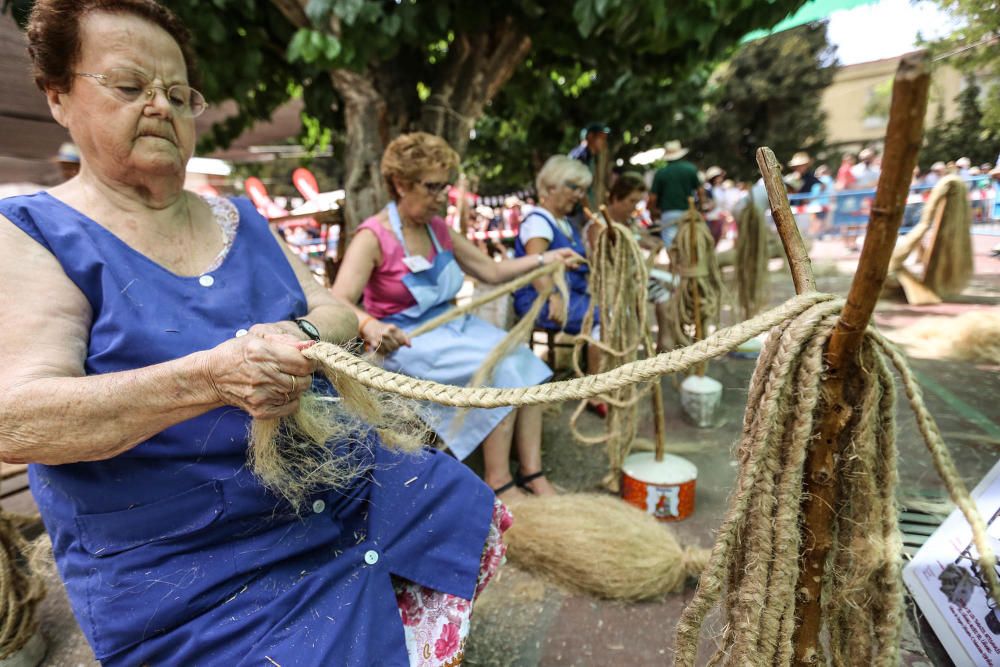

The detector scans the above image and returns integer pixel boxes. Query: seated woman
[593,171,675,352]
[0,3,506,664]
[513,156,603,409]
[331,133,581,498]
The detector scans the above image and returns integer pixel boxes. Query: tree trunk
[329,68,389,233]
[419,17,531,155]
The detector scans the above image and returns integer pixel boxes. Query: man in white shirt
[850,148,881,189]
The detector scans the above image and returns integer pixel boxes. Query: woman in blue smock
[332,133,583,499]
[0,3,507,664]
[513,155,604,413]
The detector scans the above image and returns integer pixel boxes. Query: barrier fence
[783,178,1000,239]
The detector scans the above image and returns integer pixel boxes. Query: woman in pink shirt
[332,133,581,499]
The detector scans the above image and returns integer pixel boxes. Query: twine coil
[664,206,724,349]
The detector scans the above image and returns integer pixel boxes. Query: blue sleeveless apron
[379,202,552,461]
[0,193,494,666]
[513,207,597,334]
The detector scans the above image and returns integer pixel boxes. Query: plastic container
[621,452,697,522]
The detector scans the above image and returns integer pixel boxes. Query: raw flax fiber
[0,493,45,659]
[890,174,973,296]
[735,192,771,320]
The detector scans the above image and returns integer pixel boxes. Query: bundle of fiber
[503,493,709,600]
[0,509,45,660]
[672,299,999,666]
[884,310,1000,365]
[569,218,656,486]
[664,206,724,348]
[734,193,771,319]
[890,175,973,298]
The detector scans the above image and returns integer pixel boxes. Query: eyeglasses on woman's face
[563,181,585,193]
[418,180,451,197]
[73,68,208,118]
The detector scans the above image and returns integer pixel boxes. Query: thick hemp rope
[734,192,771,320]
[0,501,45,659]
[663,205,724,349]
[889,174,973,297]
[671,301,1000,666]
[568,216,657,488]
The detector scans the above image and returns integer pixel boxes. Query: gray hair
[536,155,593,198]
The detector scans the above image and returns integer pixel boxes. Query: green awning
[741,0,880,42]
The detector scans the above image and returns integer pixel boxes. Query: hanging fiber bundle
[664,206,724,348]
[734,193,772,319]
[890,174,973,297]
[569,217,657,485]
[673,298,1000,666]
[503,494,709,600]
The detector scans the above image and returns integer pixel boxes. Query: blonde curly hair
[381,132,459,200]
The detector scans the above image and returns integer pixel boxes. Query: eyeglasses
[563,181,584,193]
[419,180,451,197]
[73,68,208,118]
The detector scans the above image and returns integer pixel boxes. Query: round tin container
[621,452,697,522]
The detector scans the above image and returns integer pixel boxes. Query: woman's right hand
[201,329,316,419]
[546,292,566,327]
[543,247,584,269]
[360,319,412,355]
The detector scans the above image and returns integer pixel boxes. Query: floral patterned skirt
[393,499,512,666]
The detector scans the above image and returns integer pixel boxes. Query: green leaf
[573,0,597,38]
[383,13,402,37]
[323,34,342,61]
[333,0,365,26]
[286,28,310,62]
[305,0,332,26]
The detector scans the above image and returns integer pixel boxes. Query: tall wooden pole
[790,51,930,665]
[756,148,817,295]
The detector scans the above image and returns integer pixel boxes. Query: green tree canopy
[688,21,839,182]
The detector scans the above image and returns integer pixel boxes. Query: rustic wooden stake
[791,51,930,666]
[756,147,817,294]
[686,199,706,377]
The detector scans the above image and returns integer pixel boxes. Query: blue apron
[513,208,598,334]
[380,202,552,461]
[0,193,495,666]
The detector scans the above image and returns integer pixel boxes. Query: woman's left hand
[249,321,312,343]
[542,248,584,268]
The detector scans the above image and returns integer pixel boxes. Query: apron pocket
[76,480,224,556]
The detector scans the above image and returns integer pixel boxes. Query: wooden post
[791,51,930,666]
[756,147,817,294]
[686,199,705,376]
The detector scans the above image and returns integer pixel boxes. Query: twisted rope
[663,206,724,350]
[671,303,999,666]
[302,292,836,407]
[0,500,44,659]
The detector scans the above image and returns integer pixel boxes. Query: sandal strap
[516,471,547,486]
[492,479,519,495]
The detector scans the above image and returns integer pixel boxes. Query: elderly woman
[332,133,580,498]
[513,156,603,411]
[0,2,507,665]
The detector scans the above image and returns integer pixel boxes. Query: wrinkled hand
[543,247,584,269]
[546,292,566,327]
[202,325,315,419]
[360,319,412,355]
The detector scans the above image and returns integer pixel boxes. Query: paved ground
[6,236,999,666]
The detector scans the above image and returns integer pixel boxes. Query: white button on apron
[364,550,379,565]
[235,328,248,338]
[312,499,326,514]
[198,274,215,287]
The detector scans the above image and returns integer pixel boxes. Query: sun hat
[663,140,689,161]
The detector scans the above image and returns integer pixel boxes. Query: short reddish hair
[26,0,201,93]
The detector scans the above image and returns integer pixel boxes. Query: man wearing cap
[923,161,947,187]
[648,140,703,246]
[569,122,610,215]
[850,148,880,189]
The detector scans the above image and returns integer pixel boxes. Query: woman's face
[546,177,586,217]
[396,167,450,224]
[608,189,645,222]
[47,12,196,186]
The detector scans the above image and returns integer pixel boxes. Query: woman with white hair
[513,155,604,412]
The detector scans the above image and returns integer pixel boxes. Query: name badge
[402,255,433,273]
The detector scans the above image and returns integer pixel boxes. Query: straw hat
[931,161,946,172]
[705,165,725,181]
[662,140,689,161]
[788,152,812,168]
[956,156,972,169]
